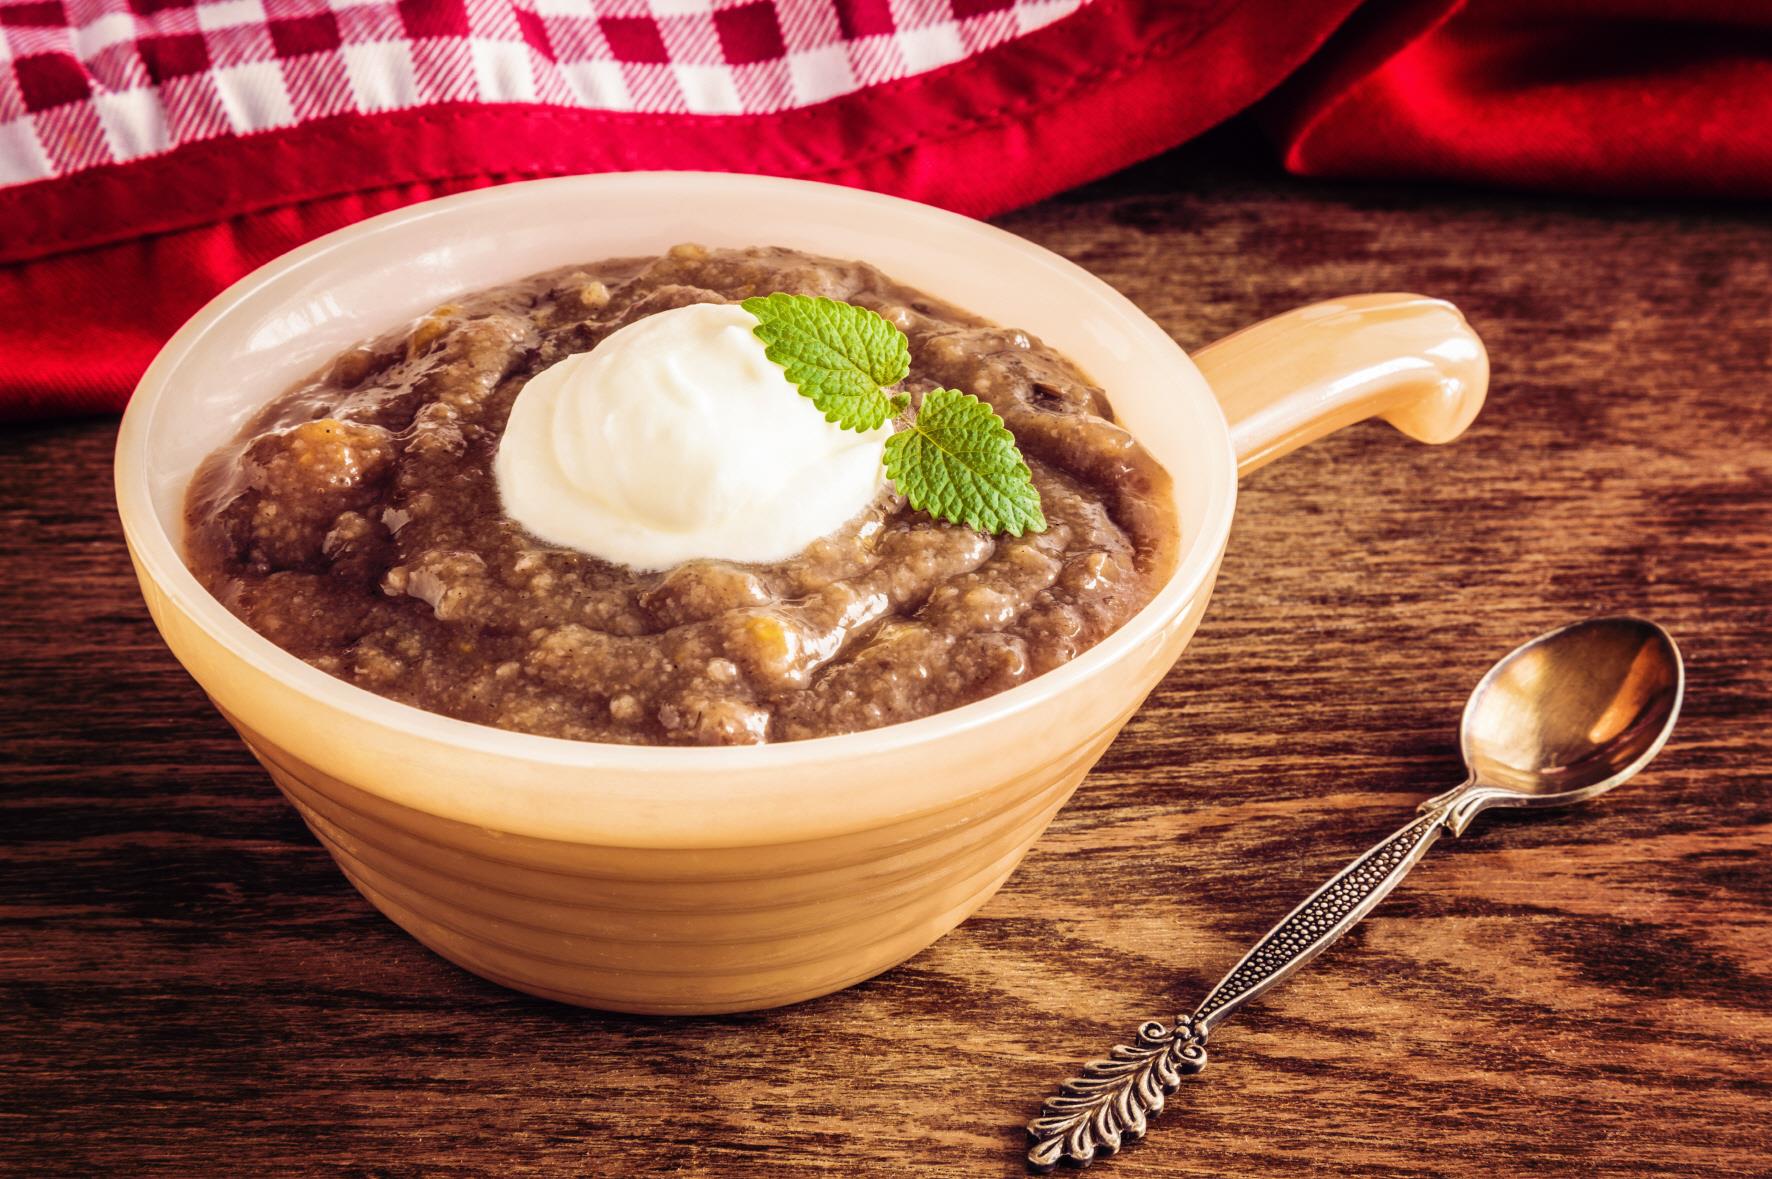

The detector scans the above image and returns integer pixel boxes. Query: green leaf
[883,388,1047,536]
[740,292,1045,536]
[741,293,909,432]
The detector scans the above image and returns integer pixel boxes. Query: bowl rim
[114,171,1238,774]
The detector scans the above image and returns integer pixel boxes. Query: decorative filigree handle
[1027,801,1457,1171]
[1025,1016,1208,1173]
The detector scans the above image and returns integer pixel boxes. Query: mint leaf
[741,291,1046,535]
[741,293,908,431]
[883,388,1047,536]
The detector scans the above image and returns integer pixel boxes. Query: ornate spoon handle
[1027,801,1455,1172]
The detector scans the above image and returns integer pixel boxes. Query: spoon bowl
[1461,616,1684,801]
[1424,617,1685,834]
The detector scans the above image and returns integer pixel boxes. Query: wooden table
[5,141,1770,1177]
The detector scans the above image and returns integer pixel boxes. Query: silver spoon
[1027,616,1684,1172]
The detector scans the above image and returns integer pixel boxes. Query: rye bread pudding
[184,245,1179,746]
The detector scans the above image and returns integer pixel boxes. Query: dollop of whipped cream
[494,303,890,571]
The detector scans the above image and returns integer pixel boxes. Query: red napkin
[1271,0,1772,198]
[1,0,1766,422]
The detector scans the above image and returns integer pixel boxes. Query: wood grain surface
[4,141,1770,1177]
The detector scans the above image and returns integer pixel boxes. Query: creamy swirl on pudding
[494,300,898,571]
[184,245,1178,745]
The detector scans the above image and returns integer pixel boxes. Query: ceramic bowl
[115,173,1487,1013]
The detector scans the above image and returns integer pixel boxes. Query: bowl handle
[1192,293,1488,477]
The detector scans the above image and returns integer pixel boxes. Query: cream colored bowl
[115,173,1487,1014]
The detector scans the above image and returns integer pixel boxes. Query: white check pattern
[0,0,1087,187]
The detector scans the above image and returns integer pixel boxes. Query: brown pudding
[184,246,1178,745]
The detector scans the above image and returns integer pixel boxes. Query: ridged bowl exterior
[258,724,1103,1012]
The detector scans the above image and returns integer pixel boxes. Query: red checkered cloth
[1,0,1094,186]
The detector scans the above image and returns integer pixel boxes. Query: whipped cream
[494,303,890,571]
